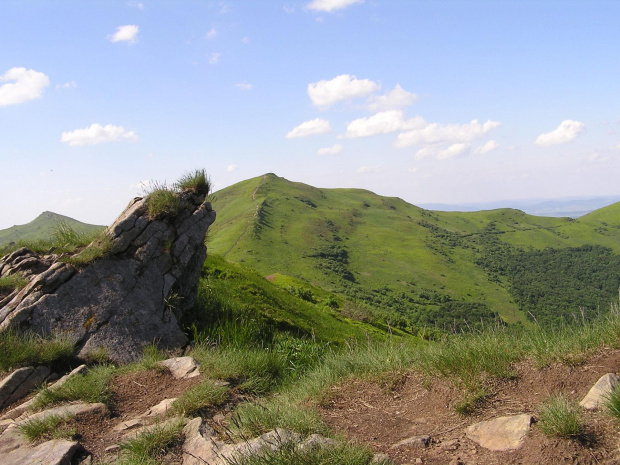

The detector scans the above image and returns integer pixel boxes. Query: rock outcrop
[0,188,215,363]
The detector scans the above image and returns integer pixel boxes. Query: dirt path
[319,350,620,464]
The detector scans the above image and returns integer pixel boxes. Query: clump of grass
[175,168,211,196]
[0,273,29,294]
[32,365,114,410]
[61,230,113,267]
[537,394,583,439]
[0,330,74,373]
[18,413,76,443]
[118,419,185,465]
[603,384,620,421]
[226,440,383,465]
[171,380,229,416]
[145,183,182,220]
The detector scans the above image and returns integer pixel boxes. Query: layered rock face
[0,190,215,363]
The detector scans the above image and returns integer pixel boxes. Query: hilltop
[208,174,620,330]
[0,212,103,247]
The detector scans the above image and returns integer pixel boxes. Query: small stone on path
[159,357,200,379]
[465,414,532,451]
[579,373,620,411]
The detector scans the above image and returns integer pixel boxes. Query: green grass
[226,440,385,465]
[32,365,114,410]
[171,380,229,416]
[0,273,29,293]
[604,384,620,421]
[18,413,76,443]
[60,229,113,267]
[175,168,211,195]
[537,394,583,439]
[0,330,74,373]
[145,184,182,220]
[118,419,185,465]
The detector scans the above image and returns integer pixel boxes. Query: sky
[1,0,620,229]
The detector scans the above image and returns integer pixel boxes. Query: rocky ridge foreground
[0,188,215,363]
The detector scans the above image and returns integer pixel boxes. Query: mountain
[0,211,104,246]
[208,174,620,330]
[419,196,620,218]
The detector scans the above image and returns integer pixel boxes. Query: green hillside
[208,174,620,331]
[0,211,104,246]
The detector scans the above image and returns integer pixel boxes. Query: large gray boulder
[0,189,215,363]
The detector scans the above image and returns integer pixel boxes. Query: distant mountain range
[419,196,620,218]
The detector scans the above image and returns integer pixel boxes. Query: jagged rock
[160,357,200,379]
[112,397,178,432]
[390,434,431,449]
[465,414,533,451]
[0,366,50,410]
[1,438,81,465]
[579,373,620,411]
[371,453,395,464]
[16,402,109,426]
[1,365,87,421]
[0,190,215,363]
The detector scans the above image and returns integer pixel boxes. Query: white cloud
[283,5,295,13]
[286,118,332,138]
[206,28,217,39]
[208,52,221,65]
[342,110,425,139]
[61,123,138,146]
[110,25,139,43]
[241,36,250,44]
[306,0,363,12]
[535,120,586,146]
[415,143,470,160]
[227,164,238,172]
[317,144,343,156]
[366,84,418,112]
[0,67,50,106]
[474,140,499,154]
[308,74,379,108]
[235,82,253,91]
[395,119,501,148]
[55,81,77,90]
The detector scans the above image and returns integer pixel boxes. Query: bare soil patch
[76,368,202,461]
[319,349,620,464]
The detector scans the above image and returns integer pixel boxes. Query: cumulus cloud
[61,123,138,146]
[206,28,217,39]
[415,143,470,160]
[286,118,332,138]
[308,74,379,108]
[306,0,363,12]
[235,82,253,91]
[227,164,238,172]
[342,110,425,139]
[474,140,499,154]
[317,144,343,156]
[535,120,586,146]
[0,67,50,106]
[395,119,501,148]
[366,84,418,112]
[208,52,221,64]
[109,25,139,43]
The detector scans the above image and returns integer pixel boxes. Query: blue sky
[1,0,620,229]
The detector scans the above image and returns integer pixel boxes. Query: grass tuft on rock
[175,168,211,195]
[18,413,76,443]
[603,384,620,421]
[171,380,229,417]
[0,273,29,294]
[118,419,185,465]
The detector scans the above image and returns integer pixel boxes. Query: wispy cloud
[0,67,50,106]
[109,25,139,43]
[474,140,499,154]
[318,144,343,156]
[55,81,77,90]
[306,0,363,12]
[235,82,253,91]
[206,28,217,39]
[366,84,418,112]
[61,123,138,146]
[535,120,585,146]
[227,164,238,172]
[308,74,379,108]
[208,52,221,65]
[286,118,332,138]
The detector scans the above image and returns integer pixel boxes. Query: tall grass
[0,273,29,293]
[537,394,583,439]
[0,330,74,373]
[118,419,185,465]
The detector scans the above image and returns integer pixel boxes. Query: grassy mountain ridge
[0,211,104,246]
[209,174,620,330]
